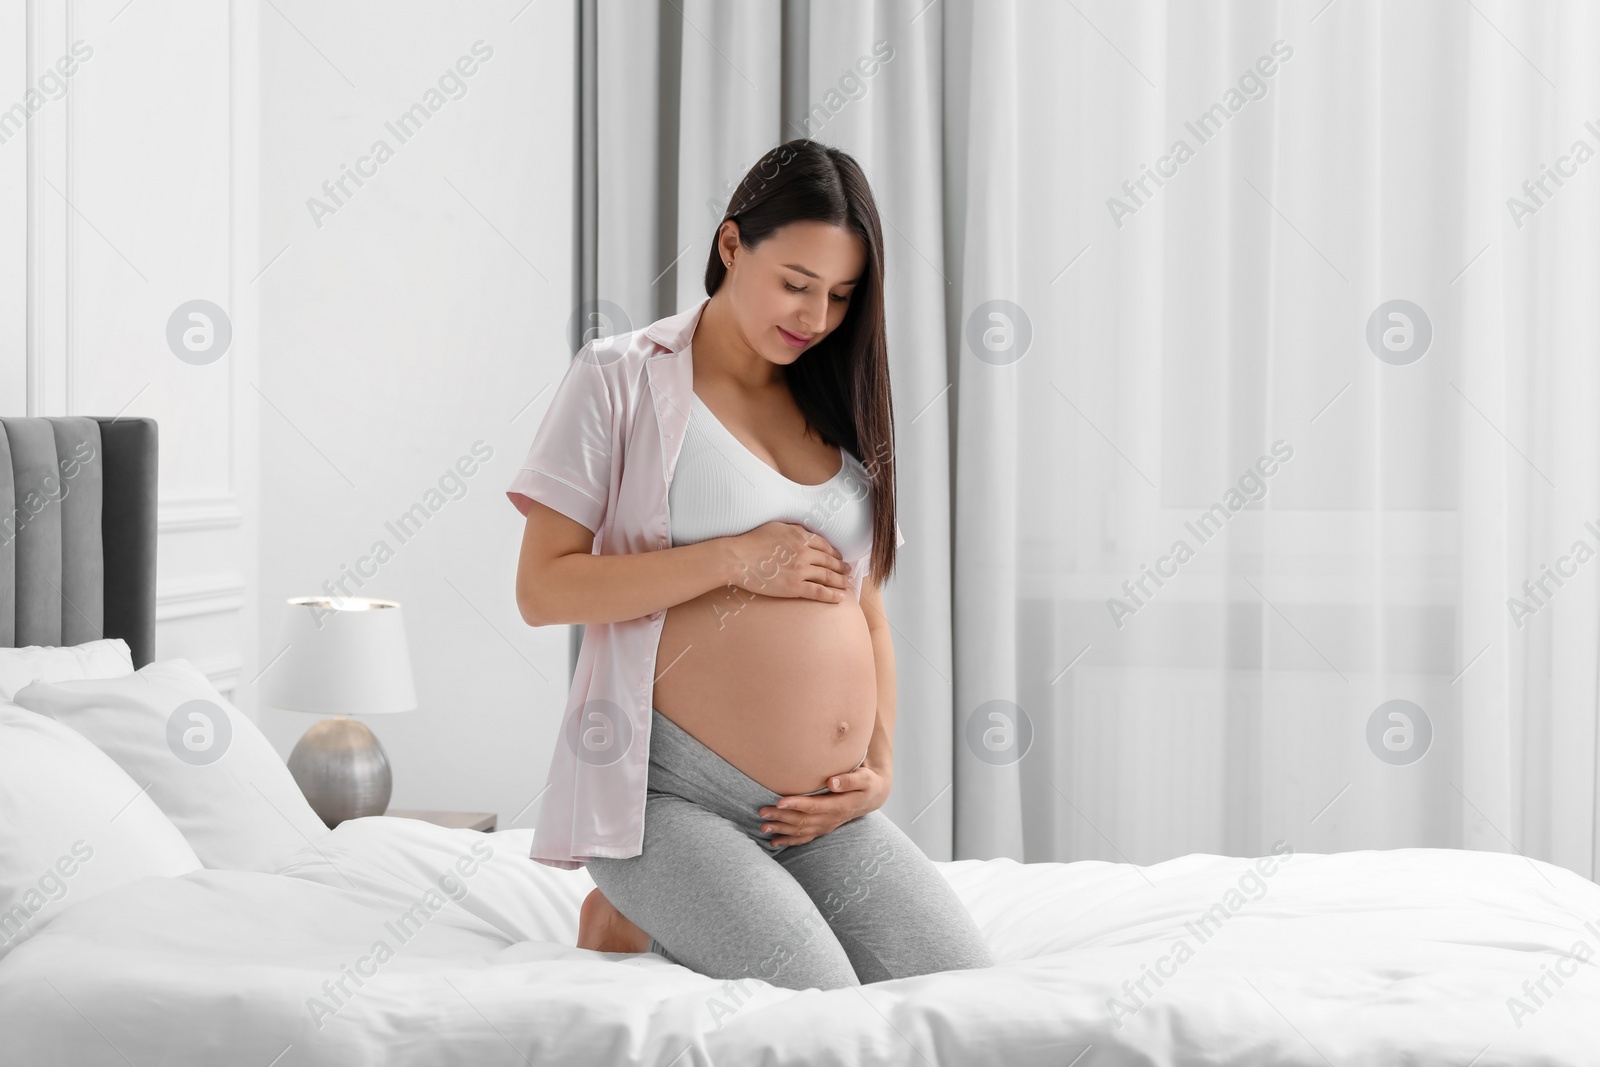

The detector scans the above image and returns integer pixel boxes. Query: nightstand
[385,809,497,832]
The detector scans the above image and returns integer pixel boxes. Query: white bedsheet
[1,815,1596,1066]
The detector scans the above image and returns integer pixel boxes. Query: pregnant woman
[509,139,992,991]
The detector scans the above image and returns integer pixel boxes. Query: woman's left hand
[757,761,892,847]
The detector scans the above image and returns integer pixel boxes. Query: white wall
[0,0,260,701]
[253,1,577,830]
[0,0,23,395]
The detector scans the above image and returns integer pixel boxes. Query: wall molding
[159,495,244,533]
[155,573,245,622]
[24,0,74,415]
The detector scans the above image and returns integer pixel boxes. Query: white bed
[3,813,1597,1065]
[4,419,1598,1065]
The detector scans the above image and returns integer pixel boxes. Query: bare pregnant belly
[652,585,877,797]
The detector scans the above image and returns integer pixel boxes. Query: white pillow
[0,700,203,962]
[12,658,330,873]
[0,638,135,701]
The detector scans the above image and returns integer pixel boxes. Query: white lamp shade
[263,596,418,716]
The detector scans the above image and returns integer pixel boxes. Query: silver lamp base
[287,717,393,828]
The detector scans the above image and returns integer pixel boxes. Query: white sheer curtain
[590,0,1600,882]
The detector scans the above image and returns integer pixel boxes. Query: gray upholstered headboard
[0,417,158,668]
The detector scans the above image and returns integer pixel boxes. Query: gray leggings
[583,708,994,991]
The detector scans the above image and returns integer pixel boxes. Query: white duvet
[2,816,1596,1066]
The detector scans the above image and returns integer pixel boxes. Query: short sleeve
[506,344,614,534]
[894,521,905,548]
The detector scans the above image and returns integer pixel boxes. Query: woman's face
[719,220,866,364]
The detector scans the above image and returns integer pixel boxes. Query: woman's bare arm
[515,502,735,626]
[515,501,852,627]
[858,574,897,785]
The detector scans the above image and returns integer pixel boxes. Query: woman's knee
[735,905,862,991]
[785,811,996,981]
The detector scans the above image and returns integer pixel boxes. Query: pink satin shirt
[506,296,903,869]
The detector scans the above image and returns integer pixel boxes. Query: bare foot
[577,887,651,953]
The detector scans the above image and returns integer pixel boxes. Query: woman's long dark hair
[703,138,899,585]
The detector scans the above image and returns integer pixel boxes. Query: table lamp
[263,595,418,828]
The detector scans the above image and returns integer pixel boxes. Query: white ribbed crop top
[669,392,874,566]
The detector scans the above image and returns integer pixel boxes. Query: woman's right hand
[726,521,853,602]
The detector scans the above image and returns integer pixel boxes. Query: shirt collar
[644,296,712,354]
